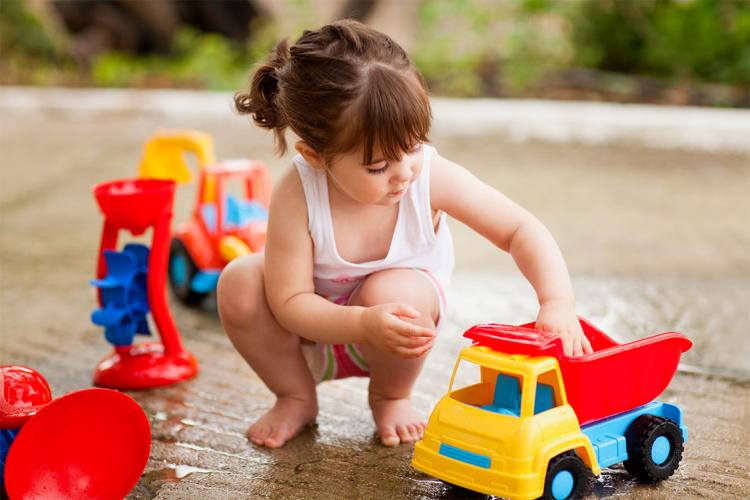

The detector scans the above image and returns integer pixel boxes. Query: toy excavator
[138,130,271,304]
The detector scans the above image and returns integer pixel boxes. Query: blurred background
[2,0,749,106]
[2,3,749,496]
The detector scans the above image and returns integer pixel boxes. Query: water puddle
[175,441,270,464]
[141,463,221,491]
[148,412,202,442]
[172,464,218,479]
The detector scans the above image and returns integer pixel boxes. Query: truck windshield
[450,360,523,417]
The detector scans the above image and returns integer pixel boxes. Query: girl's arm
[431,154,592,356]
[263,168,433,357]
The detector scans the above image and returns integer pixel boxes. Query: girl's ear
[295,141,325,170]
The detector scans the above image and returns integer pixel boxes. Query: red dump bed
[464,318,692,425]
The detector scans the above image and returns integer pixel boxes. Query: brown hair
[234,20,431,165]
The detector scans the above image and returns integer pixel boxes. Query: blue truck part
[582,400,687,469]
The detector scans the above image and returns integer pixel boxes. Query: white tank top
[293,144,454,301]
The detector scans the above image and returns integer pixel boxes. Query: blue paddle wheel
[90,244,151,346]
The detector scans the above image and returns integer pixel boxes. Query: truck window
[534,370,562,414]
[534,383,555,414]
[449,360,523,416]
[482,374,521,417]
[450,359,481,393]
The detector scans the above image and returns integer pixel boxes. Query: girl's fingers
[572,337,583,357]
[404,322,435,338]
[389,316,434,339]
[398,331,433,348]
[390,303,420,319]
[562,336,574,357]
[396,340,433,358]
[582,336,594,354]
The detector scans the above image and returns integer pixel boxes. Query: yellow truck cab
[413,345,598,500]
[412,319,692,500]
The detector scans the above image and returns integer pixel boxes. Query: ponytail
[234,39,291,154]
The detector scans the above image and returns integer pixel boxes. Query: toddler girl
[218,20,592,449]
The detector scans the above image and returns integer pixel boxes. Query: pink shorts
[301,268,447,384]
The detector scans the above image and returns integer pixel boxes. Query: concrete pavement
[1,88,748,498]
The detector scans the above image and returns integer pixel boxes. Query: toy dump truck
[412,318,692,500]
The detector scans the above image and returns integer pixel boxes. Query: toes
[379,425,400,447]
[410,424,423,441]
[405,424,418,442]
[265,423,294,448]
[381,435,400,447]
[264,436,284,448]
[380,423,425,445]
[264,430,283,448]
[248,423,271,445]
[396,424,412,443]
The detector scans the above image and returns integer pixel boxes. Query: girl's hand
[535,299,593,357]
[360,304,435,358]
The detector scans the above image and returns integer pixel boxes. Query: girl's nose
[392,159,412,182]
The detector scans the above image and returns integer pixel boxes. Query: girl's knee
[355,269,437,317]
[217,254,265,325]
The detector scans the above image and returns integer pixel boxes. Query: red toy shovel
[4,388,150,499]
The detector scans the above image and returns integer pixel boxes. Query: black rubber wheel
[540,452,591,500]
[624,414,684,483]
[168,238,208,306]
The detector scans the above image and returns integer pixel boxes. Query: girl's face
[325,142,425,206]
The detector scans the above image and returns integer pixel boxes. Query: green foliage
[2,0,747,99]
[0,0,58,59]
[90,15,305,90]
[570,0,750,85]
[0,0,79,85]
[413,0,572,96]
[92,28,250,89]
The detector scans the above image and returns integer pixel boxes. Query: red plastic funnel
[93,178,175,235]
[4,388,151,499]
[0,366,52,429]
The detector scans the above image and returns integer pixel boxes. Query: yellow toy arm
[137,129,216,184]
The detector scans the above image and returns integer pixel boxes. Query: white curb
[1,86,748,154]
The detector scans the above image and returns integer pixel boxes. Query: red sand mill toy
[1,366,150,498]
[89,129,270,388]
[91,177,198,389]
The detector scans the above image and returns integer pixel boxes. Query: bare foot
[247,395,318,448]
[369,394,426,447]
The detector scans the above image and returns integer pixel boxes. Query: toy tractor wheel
[624,414,684,482]
[541,452,591,500]
[168,238,207,305]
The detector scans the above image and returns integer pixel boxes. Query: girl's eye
[367,164,388,175]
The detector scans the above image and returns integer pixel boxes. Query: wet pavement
[1,90,749,498]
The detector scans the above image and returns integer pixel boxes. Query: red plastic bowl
[0,366,52,429]
[4,388,151,499]
[93,178,175,235]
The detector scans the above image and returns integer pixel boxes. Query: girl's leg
[349,269,440,446]
[217,253,318,448]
